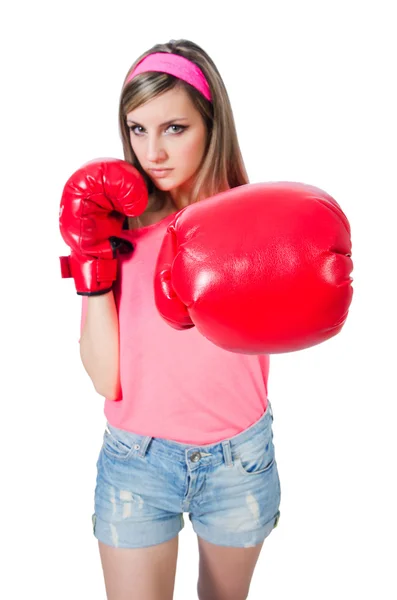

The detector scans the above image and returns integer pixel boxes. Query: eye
[166,125,186,134]
[128,125,145,136]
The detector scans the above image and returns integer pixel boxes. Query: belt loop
[221,440,233,467]
[137,435,152,458]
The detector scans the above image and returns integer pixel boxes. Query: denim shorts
[92,401,281,549]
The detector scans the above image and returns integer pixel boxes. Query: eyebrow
[126,117,189,127]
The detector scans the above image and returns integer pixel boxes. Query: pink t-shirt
[80,214,270,445]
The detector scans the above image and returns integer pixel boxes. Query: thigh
[98,536,179,600]
[197,536,264,600]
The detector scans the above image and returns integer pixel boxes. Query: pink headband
[125,52,212,102]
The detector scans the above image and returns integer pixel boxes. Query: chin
[154,179,185,194]
[154,180,175,190]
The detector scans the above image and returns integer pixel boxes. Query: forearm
[79,291,121,400]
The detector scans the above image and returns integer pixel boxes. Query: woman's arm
[79,291,121,400]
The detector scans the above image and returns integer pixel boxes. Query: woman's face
[126,86,208,209]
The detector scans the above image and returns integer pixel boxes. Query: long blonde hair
[118,39,249,227]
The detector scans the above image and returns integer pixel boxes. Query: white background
[2,0,396,598]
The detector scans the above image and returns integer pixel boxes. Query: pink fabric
[125,52,212,102]
[80,214,270,445]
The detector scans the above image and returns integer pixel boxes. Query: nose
[146,135,167,164]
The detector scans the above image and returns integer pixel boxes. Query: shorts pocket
[235,429,276,476]
[102,428,134,461]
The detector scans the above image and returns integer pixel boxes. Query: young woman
[79,39,281,600]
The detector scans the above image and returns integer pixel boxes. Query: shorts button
[190,452,201,462]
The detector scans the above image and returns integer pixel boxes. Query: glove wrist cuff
[59,253,117,295]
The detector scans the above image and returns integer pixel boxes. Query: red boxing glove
[154,182,353,354]
[59,158,148,295]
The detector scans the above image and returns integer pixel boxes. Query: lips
[149,168,173,178]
